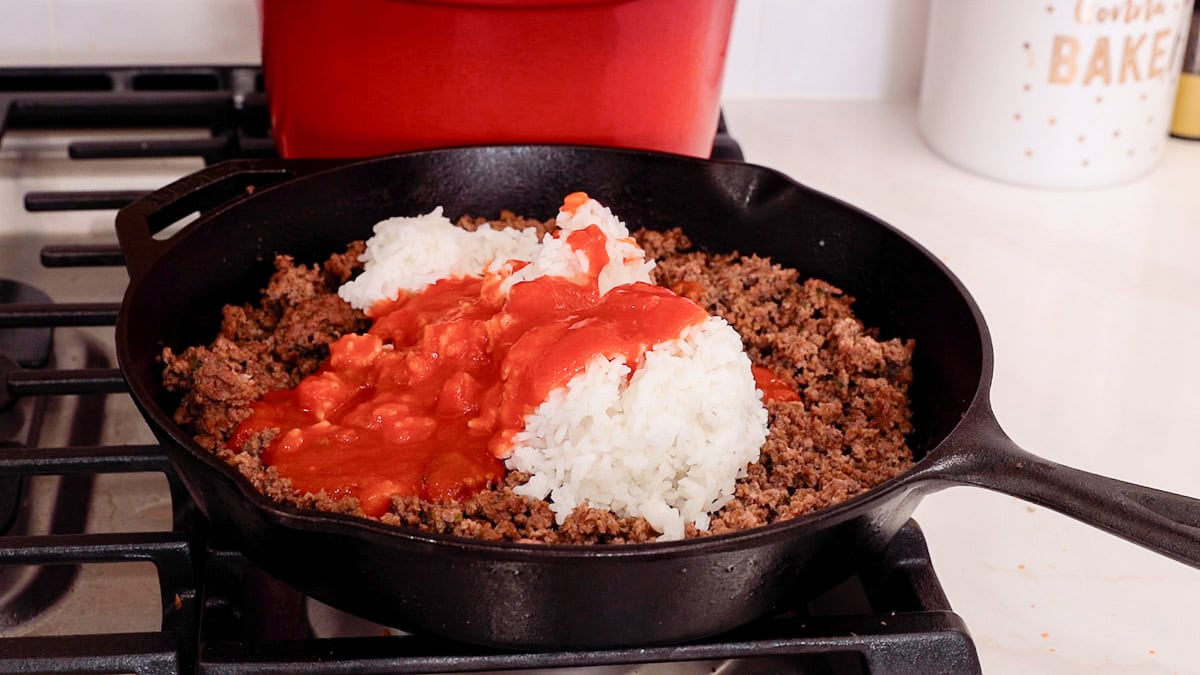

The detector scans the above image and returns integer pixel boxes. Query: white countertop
[722,99,1200,674]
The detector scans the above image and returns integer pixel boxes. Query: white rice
[499,196,654,295]
[505,316,768,541]
[337,196,769,540]
[338,207,540,310]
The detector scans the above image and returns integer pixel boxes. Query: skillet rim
[115,143,997,559]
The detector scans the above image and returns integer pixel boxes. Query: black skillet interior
[114,145,992,647]
[120,145,986,463]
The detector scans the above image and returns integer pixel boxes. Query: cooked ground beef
[161,217,915,544]
[161,248,371,450]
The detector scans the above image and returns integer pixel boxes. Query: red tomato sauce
[228,245,707,518]
[751,366,802,403]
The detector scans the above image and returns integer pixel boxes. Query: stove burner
[0,280,52,369]
[0,442,21,538]
[0,277,44,538]
[0,355,16,413]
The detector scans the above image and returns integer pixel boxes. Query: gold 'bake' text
[1049,29,1172,84]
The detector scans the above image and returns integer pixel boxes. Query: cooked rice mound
[338,206,541,309]
[508,316,767,541]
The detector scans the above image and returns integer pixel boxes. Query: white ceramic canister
[919,0,1193,188]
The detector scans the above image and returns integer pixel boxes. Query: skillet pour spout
[114,146,1200,648]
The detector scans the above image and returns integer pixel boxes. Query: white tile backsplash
[0,0,260,66]
[0,0,929,100]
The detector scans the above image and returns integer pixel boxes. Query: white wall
[724,0,929,99]
[0,0,261,66]
[0,0,930,101]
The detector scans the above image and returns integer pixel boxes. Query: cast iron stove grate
[2,65,742,216]
[0,65,980,674]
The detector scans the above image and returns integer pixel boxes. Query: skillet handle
[115,158,343,282]
[925,416,1200,569]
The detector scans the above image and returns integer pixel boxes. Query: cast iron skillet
[114,145,1200,649]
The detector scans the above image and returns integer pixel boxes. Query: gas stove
[0,66,981,674]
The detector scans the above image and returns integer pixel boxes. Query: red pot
[261,0,736,158]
